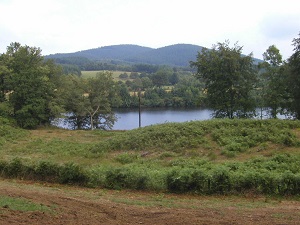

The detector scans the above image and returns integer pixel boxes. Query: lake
[113,108,213,130]
[52,108,288,130]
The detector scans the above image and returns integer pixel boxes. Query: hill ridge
[45,43,204,67]
[46,43,262,67]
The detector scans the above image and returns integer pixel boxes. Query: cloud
[0,0,299,59]
[258,13,300,59]
[260,14,299,40]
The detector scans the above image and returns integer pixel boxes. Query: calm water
[52,108,288,130]
[113,108,213,130]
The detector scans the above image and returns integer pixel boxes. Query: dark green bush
[34,161,60,181]
[209,167,232,194]
[104,167,148,190]
[58,163,88,185]
[3,158,26,178]
[166,168,211,194]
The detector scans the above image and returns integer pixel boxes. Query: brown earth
[0,179,300,225]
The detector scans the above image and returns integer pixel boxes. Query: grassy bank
[1,117,300,195]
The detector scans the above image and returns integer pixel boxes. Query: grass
[1,117,300,195]
[81,70,130,81]
[0,195,54,212]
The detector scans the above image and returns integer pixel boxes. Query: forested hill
[46,44,204,67]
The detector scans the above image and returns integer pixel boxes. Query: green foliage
[0,195,54,212]
[191,41,257,118]
[1,152,300,195]
[92,119,300,154]
[0,159,89,185]
[104,167,148,190]
[2,158,26,178]
[57,72,118,130]
[91,121,207,152]
[114,152,139,164]
[286,32,300,119]
[59,163,88,184]
[258,45,286,118]
[0,116,28,146]
[34,161,60,181]
[1,42,62,128]
[1,119,300,196]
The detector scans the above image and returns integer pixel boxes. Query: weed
[0,195,55,212]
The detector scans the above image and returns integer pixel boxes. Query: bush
[114,153,138,164]
[166,168,210,194]
[3,158,26,178]
[59,163,88,185]
[34,161,60,181]
[104,167,148,190]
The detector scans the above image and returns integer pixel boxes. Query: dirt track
[0,179,300,225]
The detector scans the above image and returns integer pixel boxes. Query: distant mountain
[127,44,203,66]
[46,43,262,67]
[46,44,203,67]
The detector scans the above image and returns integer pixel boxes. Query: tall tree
[259,45,285,118]
[287,32,300,119]
[2,42,61,128]
[190,41,257,118]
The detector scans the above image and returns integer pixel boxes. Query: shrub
[166,168,210,194]
[104,167,148,190]
[3,158,25,178]
[209,167,231,194]
[114,153,138,164]
[59,163,88,185]
[34,161,60,181]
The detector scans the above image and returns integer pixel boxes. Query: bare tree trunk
[88,105,100,130]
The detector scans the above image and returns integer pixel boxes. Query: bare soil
[0,179,300,225]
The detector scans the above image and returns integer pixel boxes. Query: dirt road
[0,179,299,225]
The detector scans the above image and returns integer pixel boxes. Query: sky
[0,0,299,60]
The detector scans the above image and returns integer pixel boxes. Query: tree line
[0,33,299,129]
[191,33,300,120]
[0,43,201,129]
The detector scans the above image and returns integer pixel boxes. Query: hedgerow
[1,154,300,195]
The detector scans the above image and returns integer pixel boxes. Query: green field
[81,70,130,80]
[1,118,300,195]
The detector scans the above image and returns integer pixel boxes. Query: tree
[1,42,61,128]
[151,68,171,87]
[190,41,257,118]
[59,72,117,130]
[286,32,300,119]
[117,82,132,107]
[0,59,11,102]
[172,76,203,107]
[169,72,179,85]
[259,45,286,118]
[141,77,153,89]
[86,72,117,130]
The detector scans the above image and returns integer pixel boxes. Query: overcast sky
[0,0,299,60]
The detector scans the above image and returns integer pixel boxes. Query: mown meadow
[1,116,300,196]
